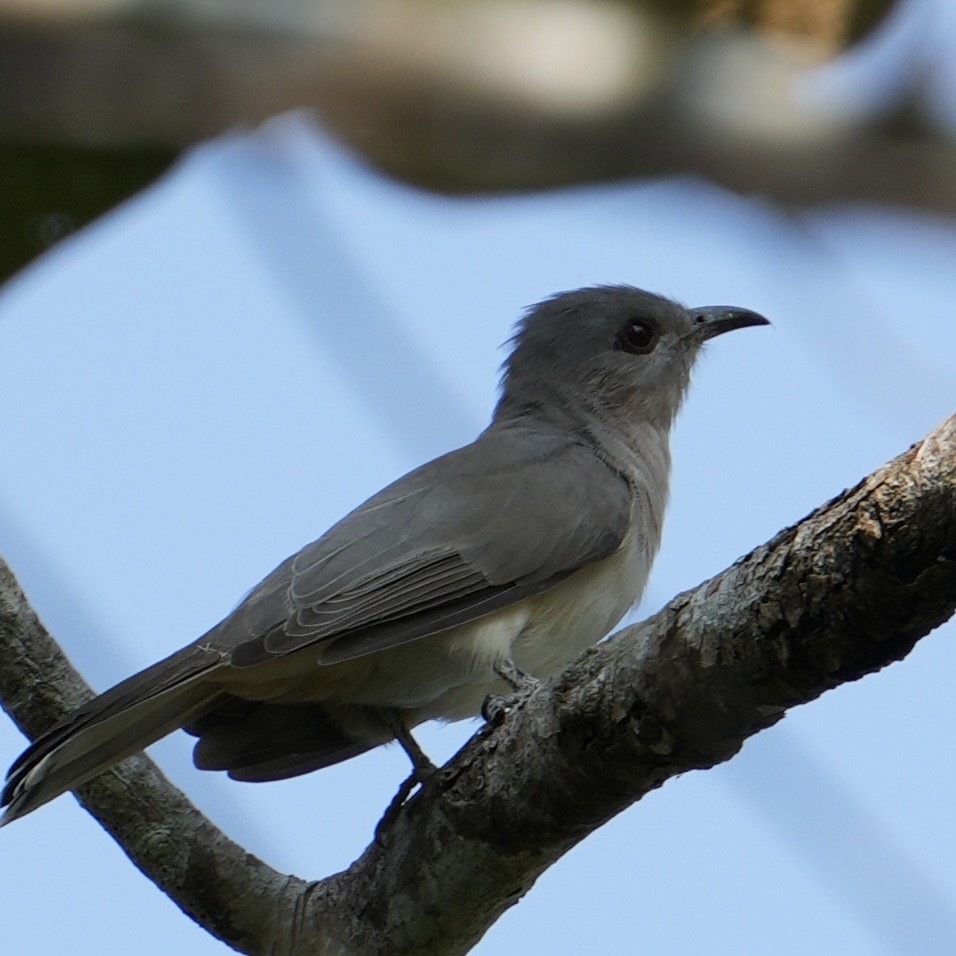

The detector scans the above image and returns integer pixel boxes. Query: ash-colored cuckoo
[2,285,768,823]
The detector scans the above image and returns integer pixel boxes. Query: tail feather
[186,698,383,783]
[1,647,222,824]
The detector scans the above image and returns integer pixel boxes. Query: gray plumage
[1,285,768,823]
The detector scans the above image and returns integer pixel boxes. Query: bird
[1,284,768,824]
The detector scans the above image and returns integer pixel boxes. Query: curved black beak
[689,305,770,342]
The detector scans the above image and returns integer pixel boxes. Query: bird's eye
[614,319,657,355]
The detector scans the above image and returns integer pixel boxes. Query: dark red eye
[614,320,657,354]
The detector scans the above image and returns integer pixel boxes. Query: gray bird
[1,285,768,824]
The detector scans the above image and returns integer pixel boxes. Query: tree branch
[2,414,954,954]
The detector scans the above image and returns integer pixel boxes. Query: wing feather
[226,423,631,668]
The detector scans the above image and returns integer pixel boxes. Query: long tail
[1,645,222,824]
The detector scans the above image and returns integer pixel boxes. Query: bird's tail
[1,645,222,825]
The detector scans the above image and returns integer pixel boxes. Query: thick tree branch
[1,414,954,954]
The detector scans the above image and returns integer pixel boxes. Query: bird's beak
[689,306,770,342]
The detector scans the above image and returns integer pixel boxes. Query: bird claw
[481,661,541,725]
[374,713,442,844]
[375,771,419,844]
[480,692,512,725]
[374,757,445,845]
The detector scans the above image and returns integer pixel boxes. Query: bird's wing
[0,425,631,822]
[226,424,632,668]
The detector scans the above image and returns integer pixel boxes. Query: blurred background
[0,0,954,953]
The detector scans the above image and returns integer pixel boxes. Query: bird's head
[496,285,769,431]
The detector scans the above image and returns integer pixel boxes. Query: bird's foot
[374,713,441,845]
[375,767,430,844]
[481,659,541,725]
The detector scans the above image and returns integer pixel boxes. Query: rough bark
[1,413,954,954]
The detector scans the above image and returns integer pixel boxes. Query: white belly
[267,475,663,726]
[409,520,654,723]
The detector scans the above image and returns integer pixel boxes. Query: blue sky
[1,8,955,951]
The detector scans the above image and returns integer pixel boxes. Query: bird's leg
[482,657,541,724]
[390,717,439,781]
[375,711,439,844]
[494,657,540,693]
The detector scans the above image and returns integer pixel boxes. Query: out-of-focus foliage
[1,0,948,285]
[0,147,173,284]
